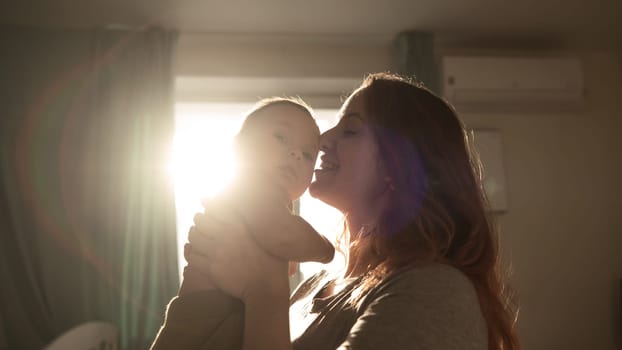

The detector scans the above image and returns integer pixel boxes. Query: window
[170,102,343,281]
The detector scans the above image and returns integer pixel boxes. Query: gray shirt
[151,263,487,350]
[290,263,487,350]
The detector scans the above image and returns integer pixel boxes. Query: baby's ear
[232,134,241,151]
[232,134,246,158]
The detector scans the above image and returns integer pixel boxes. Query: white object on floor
[44,321,118,350]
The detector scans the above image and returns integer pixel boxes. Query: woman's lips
[319,158,339,170]
[315,157,339,180]
[314,167,335,179]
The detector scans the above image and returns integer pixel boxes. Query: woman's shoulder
[355,263,487,348]
[363,262,483,319]
[378,263,475,295]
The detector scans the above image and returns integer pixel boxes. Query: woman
[153,72,520,350]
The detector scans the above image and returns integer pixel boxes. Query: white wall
[174,33,391,108]
[175,33,622,350]
[456,50,622,350]
[176,33,392,78]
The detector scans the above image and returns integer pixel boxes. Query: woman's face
[309,93,387,213]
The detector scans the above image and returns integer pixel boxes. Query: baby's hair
[238,96,316,135]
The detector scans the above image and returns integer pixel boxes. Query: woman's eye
[303,152,314,161]
[342,129,357,136]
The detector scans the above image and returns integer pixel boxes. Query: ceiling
[3,0,622,46]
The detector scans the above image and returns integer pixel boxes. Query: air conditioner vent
[442,56,584,113]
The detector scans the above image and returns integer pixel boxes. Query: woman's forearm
[243,285,292,350]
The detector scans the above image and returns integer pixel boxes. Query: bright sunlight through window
[170,103,343,282]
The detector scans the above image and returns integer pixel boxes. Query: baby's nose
[289,149,302,160]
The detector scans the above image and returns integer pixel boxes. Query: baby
[152,98,334,350]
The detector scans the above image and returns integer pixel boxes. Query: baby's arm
[267,213,334,263]
[236,201,334,264]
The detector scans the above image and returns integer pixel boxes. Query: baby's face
[239,104,320,201]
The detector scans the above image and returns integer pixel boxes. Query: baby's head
[235,97,320,201]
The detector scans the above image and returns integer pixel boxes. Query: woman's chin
[308,181,321,198]
[310,169,337,197]
[308,180,329,200]
[309,180,340,208]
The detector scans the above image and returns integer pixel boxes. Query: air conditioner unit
[442,56,584,112]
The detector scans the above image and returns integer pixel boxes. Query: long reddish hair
[348,72,519,350]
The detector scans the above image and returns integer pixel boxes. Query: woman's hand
[186,203,290,302]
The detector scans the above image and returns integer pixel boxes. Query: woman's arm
[242,276,292,350]
[151,218,249,350]
[150,290,243,350]
[177,243,216,295]
[188,208,294,350]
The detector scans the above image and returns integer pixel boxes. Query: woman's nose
[320,129,335,152]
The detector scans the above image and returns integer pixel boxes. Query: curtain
[393,31,440,94]
[0,27,179,350]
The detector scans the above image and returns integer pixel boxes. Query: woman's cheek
[347,153,384,199]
